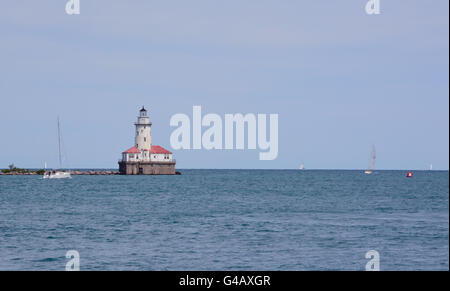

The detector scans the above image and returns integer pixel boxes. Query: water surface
[0,170,448,270]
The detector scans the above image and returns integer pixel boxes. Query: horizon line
[4,167,448,171]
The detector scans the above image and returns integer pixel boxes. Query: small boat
[43,117,71,179]
[429,164,433,171]
[364,145,376,175]
[299,162,305,170]
[43,170,71,179]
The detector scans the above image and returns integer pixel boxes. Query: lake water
[0,170,448,270]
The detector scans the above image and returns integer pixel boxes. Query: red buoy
[406,172,413,178]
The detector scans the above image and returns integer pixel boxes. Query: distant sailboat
[364,145,376,174]
[429,164,433,171]
[299,162,305,170]
[43,117,71,179]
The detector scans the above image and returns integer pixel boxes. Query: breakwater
[0,170,119,176]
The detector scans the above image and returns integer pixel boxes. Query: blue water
[0,170,448,270]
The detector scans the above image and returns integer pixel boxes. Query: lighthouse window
[144,137,146,142]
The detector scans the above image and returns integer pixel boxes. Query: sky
[0,0,448,170]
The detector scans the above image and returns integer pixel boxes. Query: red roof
[150,145,172,154]
[122,146,141,154]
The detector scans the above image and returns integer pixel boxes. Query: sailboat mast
[57,116,62,169]
[369,145,376,170]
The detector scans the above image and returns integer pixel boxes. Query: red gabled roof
[122,146,141,154]
[150,145,172,154]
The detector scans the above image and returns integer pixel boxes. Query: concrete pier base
[118,161,176,175]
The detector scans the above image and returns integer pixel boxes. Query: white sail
[299,162,305,170]
[430,164,433,171]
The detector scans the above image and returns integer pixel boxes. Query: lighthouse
[135,107,152,159]
[119,106,176,175]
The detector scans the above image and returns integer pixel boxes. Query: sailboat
[43,117,71,179]
[429,164,433,171]
[299,162,305,170]
[364,145,376,174]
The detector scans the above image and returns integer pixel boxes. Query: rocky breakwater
[71,170,119,175]
[0,168,119,176]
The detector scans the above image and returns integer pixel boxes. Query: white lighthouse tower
[135,106,152,152]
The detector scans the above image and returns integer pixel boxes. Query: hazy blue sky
[0,0,448,169]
